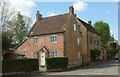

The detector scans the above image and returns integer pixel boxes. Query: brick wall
[17,33,64,58]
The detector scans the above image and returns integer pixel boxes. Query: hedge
[2,58,39,73]
[90,49,100,61]
[46,57,68,70]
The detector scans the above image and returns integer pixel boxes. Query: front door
[40,52,45,66]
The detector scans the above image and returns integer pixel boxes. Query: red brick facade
[17,33,64,58]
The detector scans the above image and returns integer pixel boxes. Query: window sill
[50,42,57,44]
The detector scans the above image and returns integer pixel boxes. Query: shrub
[90,49,101,61]
[110,43,117,49]
[2,58,39,73]
[46,57,68,71]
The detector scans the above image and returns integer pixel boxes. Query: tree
[2,31,13,51]
[12,13,28,45]
[0,1,16,31]
[94,21,110,45]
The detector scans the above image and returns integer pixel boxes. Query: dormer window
[34,37,38,44]
[74,24,76,31]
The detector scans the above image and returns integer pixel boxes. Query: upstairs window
[34,37,38,44]
[90,37,93,44]
[77,38,80,45]
[79,25,81,31]
[74,24,76,31]
[49,50,57,57]
[50,35,57,43]
[97,40,99,46]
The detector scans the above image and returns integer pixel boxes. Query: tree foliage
[94,21,110,45]
[90,49,101,61]
[2,31,13,51]
[12,13,28,45]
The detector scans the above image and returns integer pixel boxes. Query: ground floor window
[78,51,80,59]
[34,51,38,58]
[22,52,26,57]
[49,50,57,57]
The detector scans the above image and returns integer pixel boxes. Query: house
[16,6,82,71]
[76,17,101,64]
[16,6,101,70]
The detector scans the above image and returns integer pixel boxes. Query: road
[48,60,120,75]
[2,60,120,77]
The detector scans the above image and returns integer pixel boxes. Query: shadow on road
[2,72,46,77]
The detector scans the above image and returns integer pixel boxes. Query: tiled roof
[77,18,100,36]
[28,13,70,36]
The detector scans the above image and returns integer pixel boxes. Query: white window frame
[34,51,38,58]
[49,50,58,57]
[78,51,80,59]
[34,37,38,44]
[22,52,26,57]
[50,35,57,43]
[74,24,76,31]
[77,38,80,45]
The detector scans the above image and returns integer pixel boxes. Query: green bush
[110,43,117,49]
[46,57,68,71]
[2,58,39,73]
[90,49,101,61]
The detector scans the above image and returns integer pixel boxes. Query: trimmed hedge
[46,57,68,70]
[2,58,39,73]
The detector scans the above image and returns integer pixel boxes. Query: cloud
[73,0,87,12]
[110,29,112,33]
[47,12,57,16]
[6,0,36,16]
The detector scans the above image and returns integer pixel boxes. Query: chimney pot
[36,10,42,22]
[69,6,74,14]
[88,21,92,25]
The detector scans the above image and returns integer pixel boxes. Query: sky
[6,0,119,41]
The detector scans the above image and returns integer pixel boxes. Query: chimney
[69,6,74,14]
[88,21,92,25]
[36,11,42,22]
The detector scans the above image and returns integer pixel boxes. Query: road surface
[48,60,120,75]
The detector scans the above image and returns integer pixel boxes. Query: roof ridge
[41,13,70,19]
[77,18,100,36]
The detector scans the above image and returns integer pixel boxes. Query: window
[34,37,38,44]
[79,25,81,31]
[34,51,38,58]
[77,38,80,45]
[22,52,26,57]
[90,37,93,44]
[50,35,57,43]
[49,50,57,57]
[74,24,76,31]
[97,40,99,46]
[78,51,80,59]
